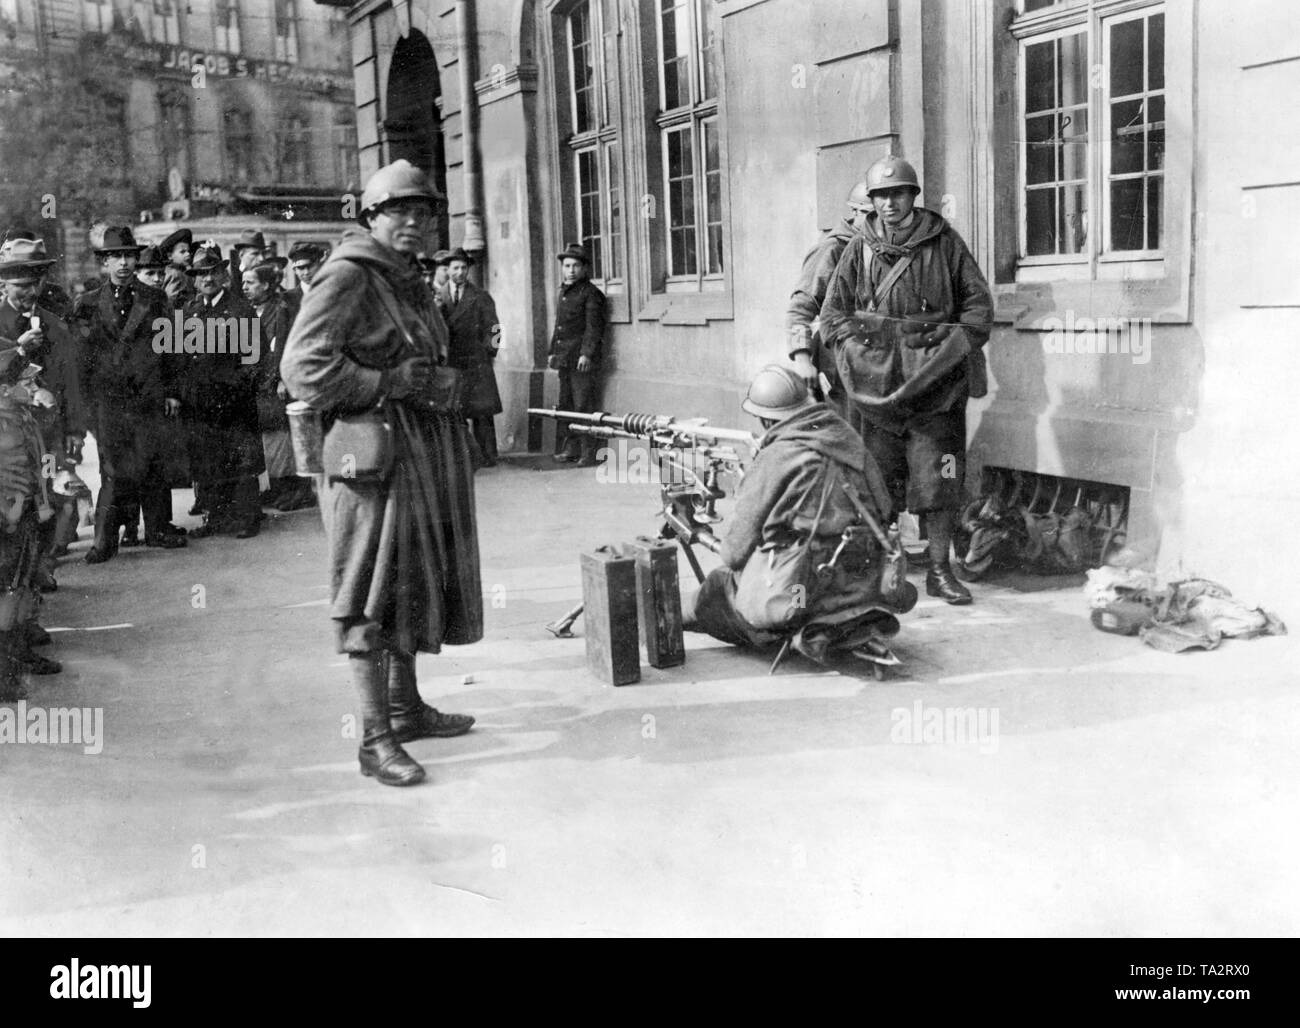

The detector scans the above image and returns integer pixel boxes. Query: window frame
[274,0,300,64]
[995,0,1190,326]
[278,112,313,185]
[82,0,112,34]
[214,0,242,54]
[557,0,626,296]
[653,0,724,292]
[224,106,256,185]
[1012,0,1169,282]
[158,87,194,183]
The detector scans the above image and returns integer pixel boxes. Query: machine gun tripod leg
[545,602,584,638]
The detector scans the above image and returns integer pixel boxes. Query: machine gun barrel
[528,408,758,452]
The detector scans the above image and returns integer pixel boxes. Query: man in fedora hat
[179,242,264,539]
[73,226,186,562]
[232,230,272,275]
[441,246,502,467]
[548,242,607,465]
[0,235,89,674]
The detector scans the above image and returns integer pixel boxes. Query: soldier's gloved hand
[276,381,290,401]
[547,354,561,370]
[851,310,889,336]
[64,435,83,462]
[386,356,432,399]
[164,397,181,417]
[791,351,819,383]
[576,355,593,372]
[904,323,955,349]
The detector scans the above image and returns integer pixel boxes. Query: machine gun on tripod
[527,408,758,637]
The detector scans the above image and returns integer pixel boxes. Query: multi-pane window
[279,114,312,184]
[215,0,241,53]
[82,0,112,33]
[1105,10,1164,252]
[152,0,180,44]
[562,0,623,286]
[98,95,130,182]
[224,107,255,183]
[1017,1,1165,262]
[1023,30,1087,256]
[604,142,623,281]
[656,0,722,280]
[158,89,193,182]
[333,119,359,189]
[275,0,300,63]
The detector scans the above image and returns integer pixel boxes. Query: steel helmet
[359,159,444,224]
[864,155,920,195]
[742,364,814,421]
[846,179,873,212]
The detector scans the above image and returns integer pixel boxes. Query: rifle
[528,408,759,637]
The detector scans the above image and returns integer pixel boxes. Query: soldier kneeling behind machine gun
[531,365,916,677]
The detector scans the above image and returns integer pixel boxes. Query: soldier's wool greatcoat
[281,229,483,655]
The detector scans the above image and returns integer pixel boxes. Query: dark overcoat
[280,229,483,655]
[547,278,606,368]
[178,287,264,481]
[73,281,173,481]
[440,280,502,417]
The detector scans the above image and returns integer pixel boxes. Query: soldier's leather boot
[359,724,427,786]
[85,503,120,564]
[353,653,425,786]
[926,560,973,605]
[387,650,475,743]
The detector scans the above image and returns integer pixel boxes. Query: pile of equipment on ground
[1084,566,1286,653]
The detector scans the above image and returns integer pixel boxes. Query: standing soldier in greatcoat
[73,226,186,563]
[819,156,993,605]
[281,159,480,788]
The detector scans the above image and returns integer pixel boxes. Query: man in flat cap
[419,249,451,299]
[73,226,186,562]
[284,241,327,309]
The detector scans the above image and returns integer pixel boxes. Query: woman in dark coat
[280,160,482,787]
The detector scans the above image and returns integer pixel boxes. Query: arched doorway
[384,30,449,249]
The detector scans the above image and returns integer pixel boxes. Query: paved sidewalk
[0,457,1295,936]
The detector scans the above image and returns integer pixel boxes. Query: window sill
[995,270,1189,326]
[637,290,734,326]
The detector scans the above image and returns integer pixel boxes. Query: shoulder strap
[361,266,417,354]
[867,250,916,312]
[807,464,837,538]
